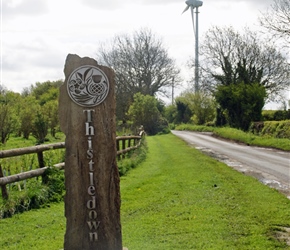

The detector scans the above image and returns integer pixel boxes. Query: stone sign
[59,54,122,250]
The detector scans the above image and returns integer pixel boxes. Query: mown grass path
[1,133,290,249]
[121,134,290,249]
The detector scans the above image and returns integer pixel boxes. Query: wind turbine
[182,0,203,93]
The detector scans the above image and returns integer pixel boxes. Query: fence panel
[0,134,144,199]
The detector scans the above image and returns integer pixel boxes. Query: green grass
[1,134,290,249]
[0,203,65,250]
[0,132,66,175]
[0,132,66,150]
[121,134,290,249]
[213,127,290,151]
[175,124,290,151]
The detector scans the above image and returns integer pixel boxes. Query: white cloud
[2,0,49,20]
[80,0,179,10]
[0,0,277,95]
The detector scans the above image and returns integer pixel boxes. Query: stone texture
[59,54,122,250]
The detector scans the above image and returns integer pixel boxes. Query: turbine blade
[182,5,190,14]
[191,7,196,37]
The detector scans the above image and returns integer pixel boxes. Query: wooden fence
[0,132,145,199]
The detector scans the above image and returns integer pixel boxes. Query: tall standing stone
[59,54,122,250]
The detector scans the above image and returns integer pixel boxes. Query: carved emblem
[67,65,109,107]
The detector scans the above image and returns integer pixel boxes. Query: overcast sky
[2,0,285,108]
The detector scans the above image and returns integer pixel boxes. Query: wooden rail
[0,142,65,159]
[0,132,145,199]
[116,135,143,157]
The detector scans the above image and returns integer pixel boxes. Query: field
[1,133,290,249]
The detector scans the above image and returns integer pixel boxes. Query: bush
[175,124,215,132]
[250,120,290,139]
[0,179,50,218]
[44,167,65,202]
[118,138,148,176]
[0,167,65,219]
[262,110,290,121]
[127,93,169,135]
[215,82,266,131]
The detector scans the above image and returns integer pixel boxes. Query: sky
[1,0,287,108]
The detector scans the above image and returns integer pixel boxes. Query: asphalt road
[171,130,290,195]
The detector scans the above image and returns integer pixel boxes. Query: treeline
[0,80,62,145]
[95,28,289,133]
[1,25,289,144]
[0,79,172,146]
[262,110,290,121]
[1,79,289,147]
[164,91,289,131]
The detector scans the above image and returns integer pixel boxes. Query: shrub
[0,167,65,218]
[262,110,290,121]
[249,120,290,139]
[118,138,148,176]
[264,120,290,139]
[215,82,266,131]
[44,167,65,202]
[0,179,50,218]
[127,93,169,135]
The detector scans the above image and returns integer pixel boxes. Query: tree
[31,108,49,144]
[0,81,61,143]
[0,91,21,144]
[97,28,180,121]
[199,26,290,102]
[0,103,12,144]
[0,84,5,95]
[175,100,192,124]
[27,81,60,139]
[19,96,38,139]
[43,100,59,137]
[259,0,290,45]
[127,93,168,135]
[164,104,178,124]
[175,91,216,125]
[30,80,63,105]
[186,92,215,125]
[215,83,266,131]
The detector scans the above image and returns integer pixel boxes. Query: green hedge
[262,110,290,121]
[250,120,290,139]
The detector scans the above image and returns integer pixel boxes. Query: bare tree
[198,26,290,102]
[97,28,180,122]
[259,0,290,45]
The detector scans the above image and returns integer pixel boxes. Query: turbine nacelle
[182,0,203,14]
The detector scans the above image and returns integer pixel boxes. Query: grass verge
[175,124,290,151]
[1,134,290,249]
[0,202,65,250]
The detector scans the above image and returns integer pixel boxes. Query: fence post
[0,165,9,200]
[37,151,45,168]
[116,139,120,160]
[122,139,126,159]
[37,151,48,184]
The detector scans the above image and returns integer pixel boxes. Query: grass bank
[175,124,290,151]
[1,134,290,249]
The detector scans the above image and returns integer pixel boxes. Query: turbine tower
[182,0,203,93]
